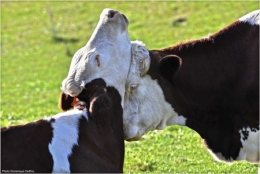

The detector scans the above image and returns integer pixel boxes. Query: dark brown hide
[1,79,124,173]
[149,21,259,160]
[1,120,54,172]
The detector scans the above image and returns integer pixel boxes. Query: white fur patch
[131,40,151,77]
[239,10,260,25]
[238,126,259,163]
[44,110,88,173]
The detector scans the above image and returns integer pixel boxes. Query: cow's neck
[73,86,124,171]
[148,51,243,161]
[100,87,124,170]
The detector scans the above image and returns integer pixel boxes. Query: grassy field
[1,1,259,173]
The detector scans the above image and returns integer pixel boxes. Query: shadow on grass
[52,36,79,44]
[138,162,156,172]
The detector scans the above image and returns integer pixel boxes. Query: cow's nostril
[108,10,117,18]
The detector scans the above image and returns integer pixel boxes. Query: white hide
[61,9,132,106]
[44,110,88,173]
[207,127,259,164]
[238,127,259,163]
[123,41,186,141]
[239,10,260,25]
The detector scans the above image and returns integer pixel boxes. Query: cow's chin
[125,136,141,142]
[124,126,142,141]
[61,77,82,97]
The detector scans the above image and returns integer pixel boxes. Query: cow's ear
[89,93,112,122]
[157,55,182,82]
[58,92,75,111]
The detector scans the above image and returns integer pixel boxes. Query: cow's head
[123,41,184,141]
[61,9,131,105]
[60,78,113,121]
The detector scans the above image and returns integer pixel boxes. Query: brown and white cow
[2,8,130,173]
[123,10,259,163]
[1,78,124,173]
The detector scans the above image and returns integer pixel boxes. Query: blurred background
[1,1,258,173]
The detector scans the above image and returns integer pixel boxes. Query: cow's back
[1,120,54,172]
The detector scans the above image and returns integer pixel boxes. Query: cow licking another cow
[1,8,259,173]
[1,9,128,173]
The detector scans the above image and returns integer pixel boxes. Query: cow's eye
[130,84,139,93]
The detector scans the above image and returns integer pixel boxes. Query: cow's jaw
[61,9,131,106]
[123,74,187,141]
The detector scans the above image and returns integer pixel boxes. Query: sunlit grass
[1,1,258,173]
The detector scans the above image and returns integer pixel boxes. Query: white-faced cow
[123,10,259,163]
[61,8,132,107]
[1,78,124,173]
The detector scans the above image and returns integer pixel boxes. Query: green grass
[1,1,259,173]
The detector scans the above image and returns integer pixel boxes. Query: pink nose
[107,10,118,18]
